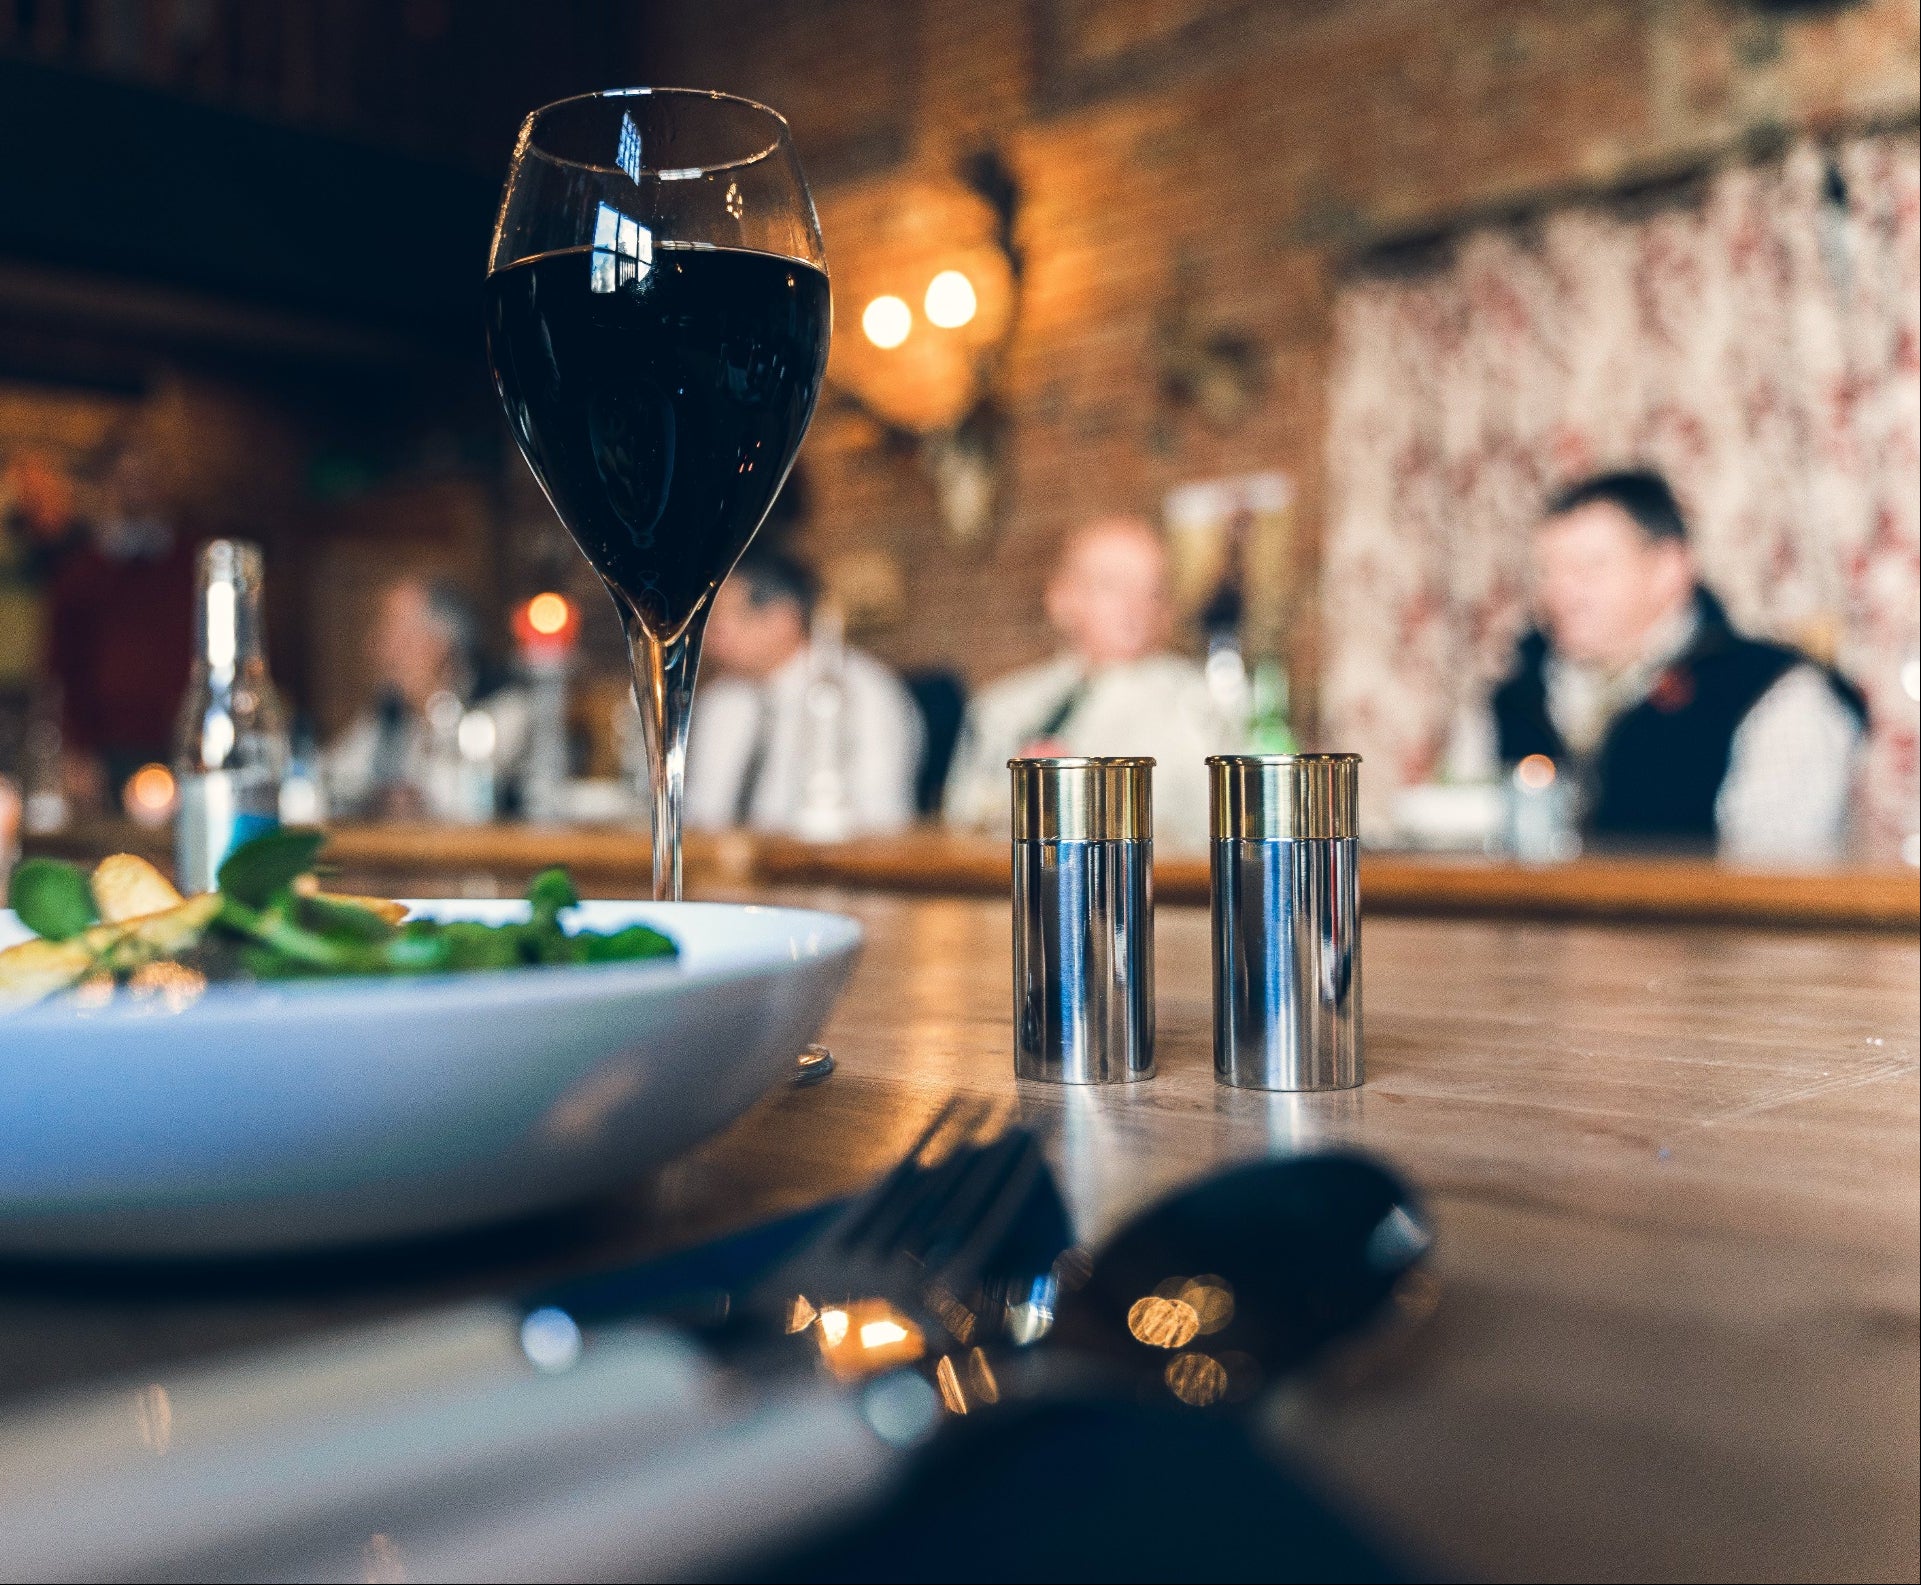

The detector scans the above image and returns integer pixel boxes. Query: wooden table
[1,884,1913,1581]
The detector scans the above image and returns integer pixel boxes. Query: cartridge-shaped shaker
[1010,756,1154,1083]
[1209,753,1361,1090]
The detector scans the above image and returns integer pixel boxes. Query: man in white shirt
[684,551,921,837]
[943,516,1235,849]
[1490,470,1867,862]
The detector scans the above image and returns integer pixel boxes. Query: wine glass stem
[628,616,704,902]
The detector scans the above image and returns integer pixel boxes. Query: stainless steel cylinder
[1210,754,1362,1091]
[1011,757,1155,1084]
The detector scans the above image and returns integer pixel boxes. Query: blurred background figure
[0,450,81,807]
[1492,470,1867,862]
[0,450,81,659]
[42,430,198,814]
[943,515,1236,848]
[685,549,920,838]
[324,576,530,822]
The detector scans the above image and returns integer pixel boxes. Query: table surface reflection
[0,886,1915,1581]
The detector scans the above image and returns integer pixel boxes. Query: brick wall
[641,0,1920,732]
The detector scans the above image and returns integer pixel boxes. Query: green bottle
[1248,658,1298,754]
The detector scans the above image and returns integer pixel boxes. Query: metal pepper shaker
[1209,753,1362,1091]
[1010,756,1155,1083]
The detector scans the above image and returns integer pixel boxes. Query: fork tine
[887,1134,1021,1263]
[855,1126,987,1257]
[748,1096,1026,1316]
[828,1096,967,1252]
[901,1129,1045,1278]
[827,1095,989,1254]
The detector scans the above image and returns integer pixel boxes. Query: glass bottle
[173,540,288,891]
[1247,658,1298,755]
[793,600,853,842]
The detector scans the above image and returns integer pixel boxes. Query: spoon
[972,1151,1431,1408]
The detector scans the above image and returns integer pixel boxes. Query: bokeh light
[1516,753,1557,791]
[923,270,977,329]
[1127,1294,1201,1349]
[124,763,177,827]
[862,294,912,349]
[526,591,571,636]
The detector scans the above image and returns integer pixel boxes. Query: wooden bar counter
[336,823,1921,930]
[31,820,1921,931]
[4,822,1916,1579]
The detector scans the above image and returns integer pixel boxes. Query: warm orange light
[514,591,578,655]
[813,1298,926,1380]
[1515,754,1557,792]
[1127,1295,1201,1350]
[859,1318,911,1349]
[862,294,912,349]
[124,763,177,826]
[924,270,977,329]
[1177,1277,1235,1335]
[1164,1351,1229,1407]
[526,592,571,636]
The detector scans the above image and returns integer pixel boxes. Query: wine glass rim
[518,86,793,179]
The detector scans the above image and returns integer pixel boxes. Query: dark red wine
[485,244,830,636]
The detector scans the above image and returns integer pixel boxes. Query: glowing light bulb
[923,270,977,329]
[526,592,571,636]
[862,295,911,349]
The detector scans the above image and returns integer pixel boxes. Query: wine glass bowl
[487,89,830,899]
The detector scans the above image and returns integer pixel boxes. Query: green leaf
[432,921,527,972]
[8,858,100,941]
[216,895,347,972]
[526,868,580,934]
[217,828,327,908]
[296,894,398,944]
[577,924,678,963]
[381,925,454,975]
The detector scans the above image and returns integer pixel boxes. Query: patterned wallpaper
[1324,130,1921,862]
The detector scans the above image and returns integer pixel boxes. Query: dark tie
[1032,679,1088,743]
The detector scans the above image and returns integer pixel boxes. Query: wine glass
[486,89,830,899]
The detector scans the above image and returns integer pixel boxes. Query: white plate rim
[0,899,864,1035]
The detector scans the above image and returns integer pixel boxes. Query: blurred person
[324,577,531,820]
[943,516,1234,848]
[1,449,82,590]
[43,432,198,810]
[0,451,82,788]
[683,550,920,836]
[1491,470,1867,861]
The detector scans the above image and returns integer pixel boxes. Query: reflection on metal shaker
[1010,757,1155,1084]
[1209,754,1362,1091]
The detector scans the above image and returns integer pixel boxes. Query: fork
[740,1096,1046,1341]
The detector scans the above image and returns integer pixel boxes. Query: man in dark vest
[1492,470,1866,860]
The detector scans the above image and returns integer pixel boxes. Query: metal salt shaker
[1010,757,1155,1083]
[1210,754,1362,1091]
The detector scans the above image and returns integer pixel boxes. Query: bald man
[943,516,1236,848]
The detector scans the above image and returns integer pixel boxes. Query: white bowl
[0,900,861,1258]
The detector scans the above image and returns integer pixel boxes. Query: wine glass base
[792,1043,835,1087]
